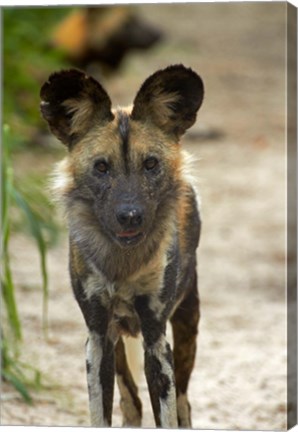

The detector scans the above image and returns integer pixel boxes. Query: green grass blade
[1,272,22,342]
[2,369,33,404]
[10,188,49,331]
[1,146,22,342]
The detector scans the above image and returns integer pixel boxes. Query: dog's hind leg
[115,337,142,426]
[170,270,200,428]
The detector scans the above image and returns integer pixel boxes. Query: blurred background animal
[50,6,162,74]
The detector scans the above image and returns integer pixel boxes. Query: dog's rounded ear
[40,69,114,147]
[131,64,204,138]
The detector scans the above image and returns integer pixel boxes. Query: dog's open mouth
[116,230,145,246]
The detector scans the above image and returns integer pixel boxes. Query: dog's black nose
[116,204,144,228]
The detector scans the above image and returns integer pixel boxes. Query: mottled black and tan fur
[40,65,204,428]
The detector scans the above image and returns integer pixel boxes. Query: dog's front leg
[144,334,178,428]
[86,331,114,427]
[135,295,178,428]
[72,275,114,427]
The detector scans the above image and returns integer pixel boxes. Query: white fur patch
[159,345,177,428]
[148,335,178,428]
[86,332,108,427]
[160,396,178,428]
[180,149,202,211]
[50,158,74,206]
[84,269,114,302]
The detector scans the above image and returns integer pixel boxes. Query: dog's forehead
[70,120,120,161]
[71,108,179,171]
[72,109,159,160]
[116,109,177,157]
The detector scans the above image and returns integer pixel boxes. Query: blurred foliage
[3,7,71,148]
[1,125,59,402]
[1,336,43,405]
[2,7,72,402]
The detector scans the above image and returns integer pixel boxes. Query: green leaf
[1,135,22,342]
[2,369,33,404]
[10,188,49,331]
[2,269,22,342]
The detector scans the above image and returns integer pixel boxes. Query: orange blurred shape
[51,10,88,58]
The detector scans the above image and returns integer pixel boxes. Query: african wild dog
[40,64,204,428]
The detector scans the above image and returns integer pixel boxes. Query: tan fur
[62,97,96,134]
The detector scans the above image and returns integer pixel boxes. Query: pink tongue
[117,231,139,238]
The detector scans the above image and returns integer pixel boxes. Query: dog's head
[41,65,204,248]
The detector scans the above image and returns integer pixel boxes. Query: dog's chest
[84,259,167,339]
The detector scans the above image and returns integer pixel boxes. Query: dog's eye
[144,157,159,171]
[94,160,109,174]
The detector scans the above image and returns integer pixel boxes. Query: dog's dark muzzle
[115,203,145,247]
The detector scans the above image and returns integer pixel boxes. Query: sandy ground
[1,3,289,430]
